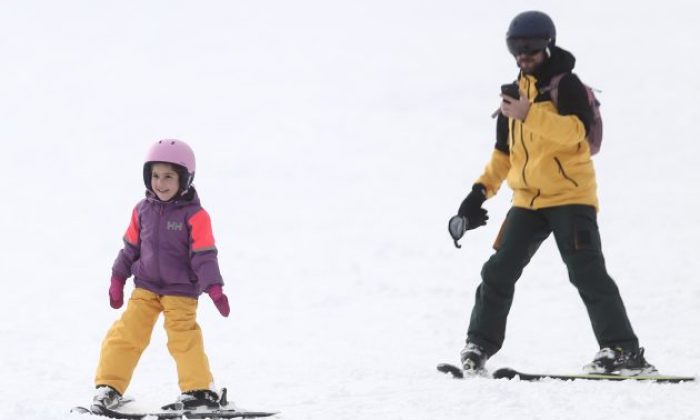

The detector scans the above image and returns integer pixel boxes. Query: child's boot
[91,385,122,411]
[163,389,221,411]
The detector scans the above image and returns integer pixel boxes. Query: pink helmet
[143,139,196,194]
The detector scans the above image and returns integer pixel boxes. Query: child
[91,139,231,411]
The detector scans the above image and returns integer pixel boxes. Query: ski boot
[460,342,490,375]
[91,385,122,412]
[162,389,222,411]
[583,347,658,376]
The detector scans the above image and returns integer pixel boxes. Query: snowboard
[437,363,695,383]
[70,405,278,419]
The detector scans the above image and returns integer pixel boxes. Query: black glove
[457,184,489,230]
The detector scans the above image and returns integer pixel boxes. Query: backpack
[543,73,603,155]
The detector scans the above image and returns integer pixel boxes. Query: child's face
[151,163,180,201]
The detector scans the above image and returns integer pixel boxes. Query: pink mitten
[207,285,230,317]
[109,275,126,309]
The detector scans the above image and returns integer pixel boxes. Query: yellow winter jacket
[476,70,599,211]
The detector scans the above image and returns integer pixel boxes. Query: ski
[492,367,696,383]
[70,405,278,419]
[437,362,695,383]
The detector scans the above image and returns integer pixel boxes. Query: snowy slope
[1,1,699,419]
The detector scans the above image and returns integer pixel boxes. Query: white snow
[1,1,699,419]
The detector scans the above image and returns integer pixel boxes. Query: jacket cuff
[111,270,128,282]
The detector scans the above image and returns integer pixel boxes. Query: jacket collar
[144,186,199,207]
[523,46,576,87]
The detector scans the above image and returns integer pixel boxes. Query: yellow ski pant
[95,288,213,395]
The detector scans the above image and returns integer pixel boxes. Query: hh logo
[167,221,184,231]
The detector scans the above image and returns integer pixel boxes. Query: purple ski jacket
[112,188,224,298]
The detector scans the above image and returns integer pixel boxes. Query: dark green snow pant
[466,205,639,356]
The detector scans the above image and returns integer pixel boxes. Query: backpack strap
[539,73,567,105]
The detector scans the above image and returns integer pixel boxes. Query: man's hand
[500,90,530,121]
[457,184,489,231]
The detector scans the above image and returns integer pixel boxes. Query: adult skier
[453,11,656,375]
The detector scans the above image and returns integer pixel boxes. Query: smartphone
[501,83,520,101]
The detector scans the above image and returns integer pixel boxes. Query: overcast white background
[1,1,698,419]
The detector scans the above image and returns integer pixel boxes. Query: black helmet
[506,11,556,56]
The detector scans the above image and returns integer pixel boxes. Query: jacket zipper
[156,204,164,289]
[554,157,579,187]
[517,122,530,186]
[519,78,532,186]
